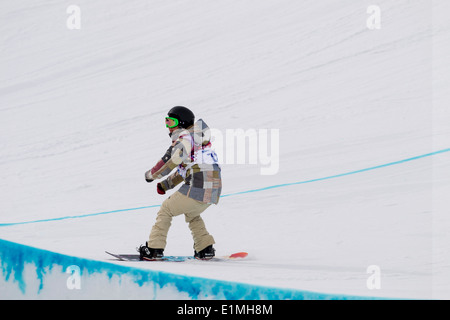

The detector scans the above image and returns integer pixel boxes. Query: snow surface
[1,0,450,299]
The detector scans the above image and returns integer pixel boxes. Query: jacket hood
[191,119,211,146]
[169,119,211,146]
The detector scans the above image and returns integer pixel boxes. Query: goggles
[165,116,179,129]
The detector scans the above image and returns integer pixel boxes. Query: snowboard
[105,251,248,262]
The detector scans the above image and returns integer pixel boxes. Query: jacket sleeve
[145,134,192,181]
[159,170,184,192]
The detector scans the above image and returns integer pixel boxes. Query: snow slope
[1,0,450,299]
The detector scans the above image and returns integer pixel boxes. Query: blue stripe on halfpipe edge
[0,238,388,300]
[1,147,449,228]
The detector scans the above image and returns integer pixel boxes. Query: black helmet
[167,106,195,128]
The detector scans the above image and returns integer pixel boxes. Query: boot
[194,245,215,260]
[138,243,164,261]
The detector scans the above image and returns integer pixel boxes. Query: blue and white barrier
[0,238,381,300]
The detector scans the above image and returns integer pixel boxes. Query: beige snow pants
[148,191,215,252]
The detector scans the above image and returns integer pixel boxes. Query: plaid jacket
[145,119,222,204]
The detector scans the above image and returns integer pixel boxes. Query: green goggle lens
[165,117,179,128]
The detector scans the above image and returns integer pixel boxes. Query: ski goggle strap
[165,116,179,128]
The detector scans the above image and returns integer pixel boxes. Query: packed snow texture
[1,0,449,299]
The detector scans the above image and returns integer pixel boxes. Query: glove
[145,170,154,183]
[157,183,166,195]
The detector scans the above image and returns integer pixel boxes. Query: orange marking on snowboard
[229,252,248,259]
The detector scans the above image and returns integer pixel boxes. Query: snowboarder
[139,106,222,260]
